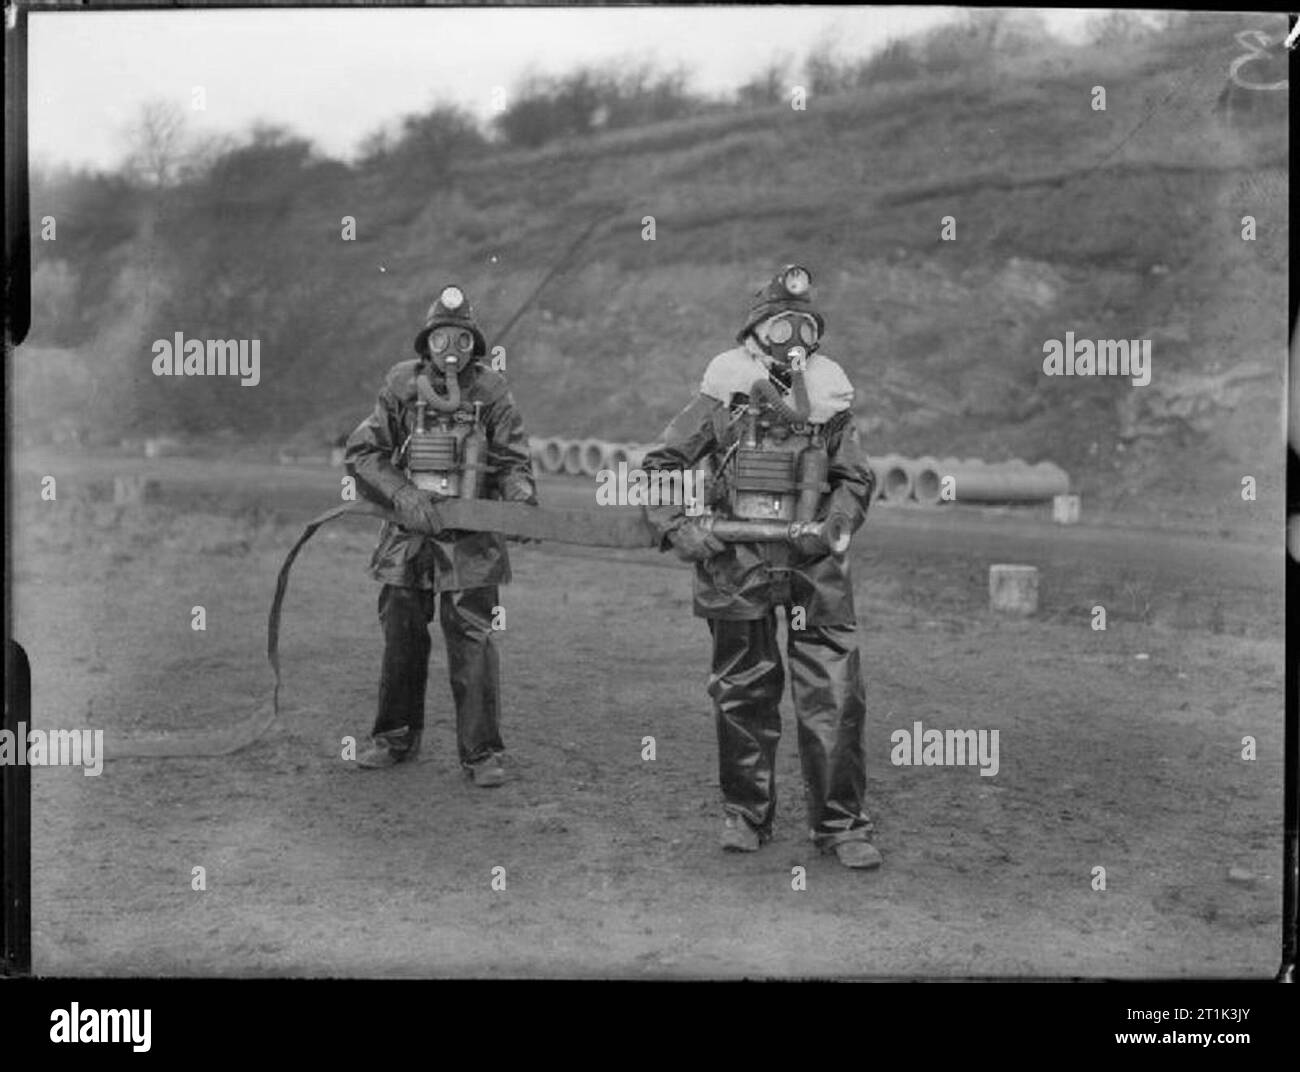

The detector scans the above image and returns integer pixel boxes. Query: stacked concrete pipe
[601,442,633,471]
[872,454,914,503]
[531,439,1067,504]
[576,438,607,477]
[965,459,1068,503]
[559,440,583,476]
[910,455,944,505]
[531,437,567,475]
[914,457,1069,504]
[865,454,1070,505]
[531,438,662,476]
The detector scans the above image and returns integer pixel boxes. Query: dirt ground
[10,457,1285,977]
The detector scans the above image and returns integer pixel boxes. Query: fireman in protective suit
[344,284,537,786]
[640,265,882,868]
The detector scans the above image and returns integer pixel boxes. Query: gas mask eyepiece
[765,314,818,347]
[759,312,819,369]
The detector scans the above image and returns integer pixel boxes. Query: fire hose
[268,498,851,714]
[270,230,846,712]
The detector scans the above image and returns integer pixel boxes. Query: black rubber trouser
[372,584,504,766]
[707,611,871,847]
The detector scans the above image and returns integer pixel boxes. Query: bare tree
[125,98,187,188]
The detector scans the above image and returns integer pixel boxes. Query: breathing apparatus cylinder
[459,402,486,500]
[795,439,830,522]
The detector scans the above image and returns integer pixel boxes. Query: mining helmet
[735,264,826,346]
[413,284,488,359]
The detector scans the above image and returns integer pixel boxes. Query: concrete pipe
[538,437,567,474]
[911,456,945,505]
[932,457,989,505]
[603,442,633,471]
[930,456,979,505]
[874,454,914,503]
[577,438,607,478]
[561,439,585,476]
[1025,462,1071,498]
[936,460,1069,503]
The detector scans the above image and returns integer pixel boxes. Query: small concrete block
[989,564,1039,615]
[1052,494,1081,524]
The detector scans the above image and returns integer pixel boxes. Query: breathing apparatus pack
[702,376,847,554]
[697,265,849,554]
[402,285,488,501]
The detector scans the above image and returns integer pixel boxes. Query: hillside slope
[18,13,1289,522]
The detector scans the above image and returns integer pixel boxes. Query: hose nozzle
[703,514,850,555]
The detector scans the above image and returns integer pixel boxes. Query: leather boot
[357,726,421,769]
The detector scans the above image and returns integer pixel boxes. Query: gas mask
[754,312,820,386]
[425,325,477,375]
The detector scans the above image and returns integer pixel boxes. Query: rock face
[1116,362,1278,448]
